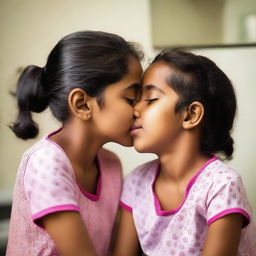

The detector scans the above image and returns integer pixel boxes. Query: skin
[113,208,141,256]
[41,57,142,256]
[113,61,243,256]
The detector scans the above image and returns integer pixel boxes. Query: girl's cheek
[146,105,158,116]
[125,106,134,120]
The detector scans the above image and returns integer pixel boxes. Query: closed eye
[124,97,138,106]
[145,98,158,104]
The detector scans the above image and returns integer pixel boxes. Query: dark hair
[10,31,143,139]
[152,49,237,160]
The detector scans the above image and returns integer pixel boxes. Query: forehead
[114,57,142,90]
[142,62,172,87]
[103,58,142,95]
[127,57,143,77]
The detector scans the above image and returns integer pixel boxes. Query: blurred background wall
[0,0,255,239]
[151,0,256,47]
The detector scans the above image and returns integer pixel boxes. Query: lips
[130,124,142,136]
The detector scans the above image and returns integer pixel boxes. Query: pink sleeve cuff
[32,204,80,226]
[208,208,250,228]
[119,201,132,212]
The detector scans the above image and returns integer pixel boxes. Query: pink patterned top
[7,130,122,256]
[120,157,256,256]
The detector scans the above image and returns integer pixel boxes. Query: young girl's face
[131,61,185,154]
[91,57,142,147]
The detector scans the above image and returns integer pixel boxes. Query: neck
[157,132,210,183]
[50,119,106,172]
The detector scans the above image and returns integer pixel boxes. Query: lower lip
[130,128,142,136]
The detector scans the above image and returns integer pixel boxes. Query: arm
[113,207,140,256]
[202,213,243,256]
[109,208,120,254]
[42,211,97,256]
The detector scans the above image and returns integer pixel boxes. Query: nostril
[133,109,141,118]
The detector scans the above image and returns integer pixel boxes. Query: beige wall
[223,0,256,43]
[151,0,256,46]
[151,0,224,46]
[0,1,255,220]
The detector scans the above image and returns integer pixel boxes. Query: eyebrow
[122,83,141,91]
[143,84,165,94]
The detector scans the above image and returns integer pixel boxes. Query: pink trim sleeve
[208,208,250,227]
[32,204,80,225]
[119,201,132,212]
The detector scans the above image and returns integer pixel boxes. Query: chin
[134,141,157,154]
[134,143,148,153]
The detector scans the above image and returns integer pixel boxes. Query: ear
[68,88,92,120]
[182,101,204,129]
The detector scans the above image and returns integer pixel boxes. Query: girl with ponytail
[114,49,256,256]
[7,31,143,256]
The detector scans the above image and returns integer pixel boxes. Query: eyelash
[145,98,158,104]
[124,98,138,106]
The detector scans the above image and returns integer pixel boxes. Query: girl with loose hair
[114,49,256,256]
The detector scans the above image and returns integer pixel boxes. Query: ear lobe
[68,88,92,120]
[182,101,204,129]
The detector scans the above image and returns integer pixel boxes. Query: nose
[133,109,140,118]
[133,101,143,118]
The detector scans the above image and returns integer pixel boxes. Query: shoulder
[120,159,158,209]
[202,160,253,227]
[195,159,246,205]
[23,138,73,184]
[27,139,69,166]
[205,159,241,183]
[124,159,159,186]
[202,159,249,205]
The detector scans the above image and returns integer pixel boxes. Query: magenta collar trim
[45,128,102,201]
[76,157,102,201]
[152,156,218,216]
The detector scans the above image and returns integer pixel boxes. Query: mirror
[150,0,256,48]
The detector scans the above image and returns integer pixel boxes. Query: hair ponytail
[220,135,234,159]
[10,110,39,139]
[10,65,48,139]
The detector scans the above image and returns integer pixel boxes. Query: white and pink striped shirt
[121,157,256,256]
[7,130,122,256]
